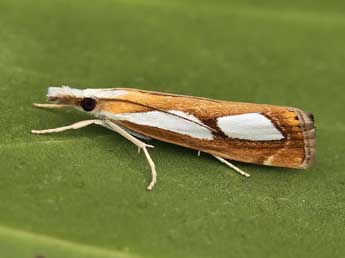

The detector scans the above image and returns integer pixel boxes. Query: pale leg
[102,120,157,191]
[213,155,250,177]
[31,120,103,134]
[32,119,158,190]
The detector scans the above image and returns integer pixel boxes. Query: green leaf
[1,0,345,257]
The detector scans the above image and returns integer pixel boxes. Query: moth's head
[46,86,128,113]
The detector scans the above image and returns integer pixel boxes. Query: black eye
[81,98,96,111]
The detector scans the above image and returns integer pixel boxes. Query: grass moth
[32,87,316,190]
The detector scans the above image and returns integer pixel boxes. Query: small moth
[32,87,316,190]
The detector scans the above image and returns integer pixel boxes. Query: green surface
[0,0,345,257]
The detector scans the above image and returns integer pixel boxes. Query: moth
[32,87,316,190]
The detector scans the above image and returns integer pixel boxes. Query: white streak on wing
[100,110,214,140]
[47,86,128,99]
[217,113,284,141]
[169,110,204,124]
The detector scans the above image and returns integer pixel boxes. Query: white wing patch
[100,110,214,140]
[48,86,128,99]
[217,113,284,141]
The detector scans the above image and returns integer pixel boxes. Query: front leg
[32,119,158,190]
[31,119,104,134]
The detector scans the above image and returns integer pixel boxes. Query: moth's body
[32,87,316,190]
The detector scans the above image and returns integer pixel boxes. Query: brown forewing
[98,89,316,169]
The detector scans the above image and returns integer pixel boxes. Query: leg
[32,119,158,190]
[113,122,152,141]
[213,155,250,177]
[31,119,103,134]
[101,120,157,190]
[142,148,157,190]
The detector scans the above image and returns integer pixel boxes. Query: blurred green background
[0,0,345,257]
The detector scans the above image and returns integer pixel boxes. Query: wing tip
[295,109,316,169]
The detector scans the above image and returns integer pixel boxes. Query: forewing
[96,89,315,169]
